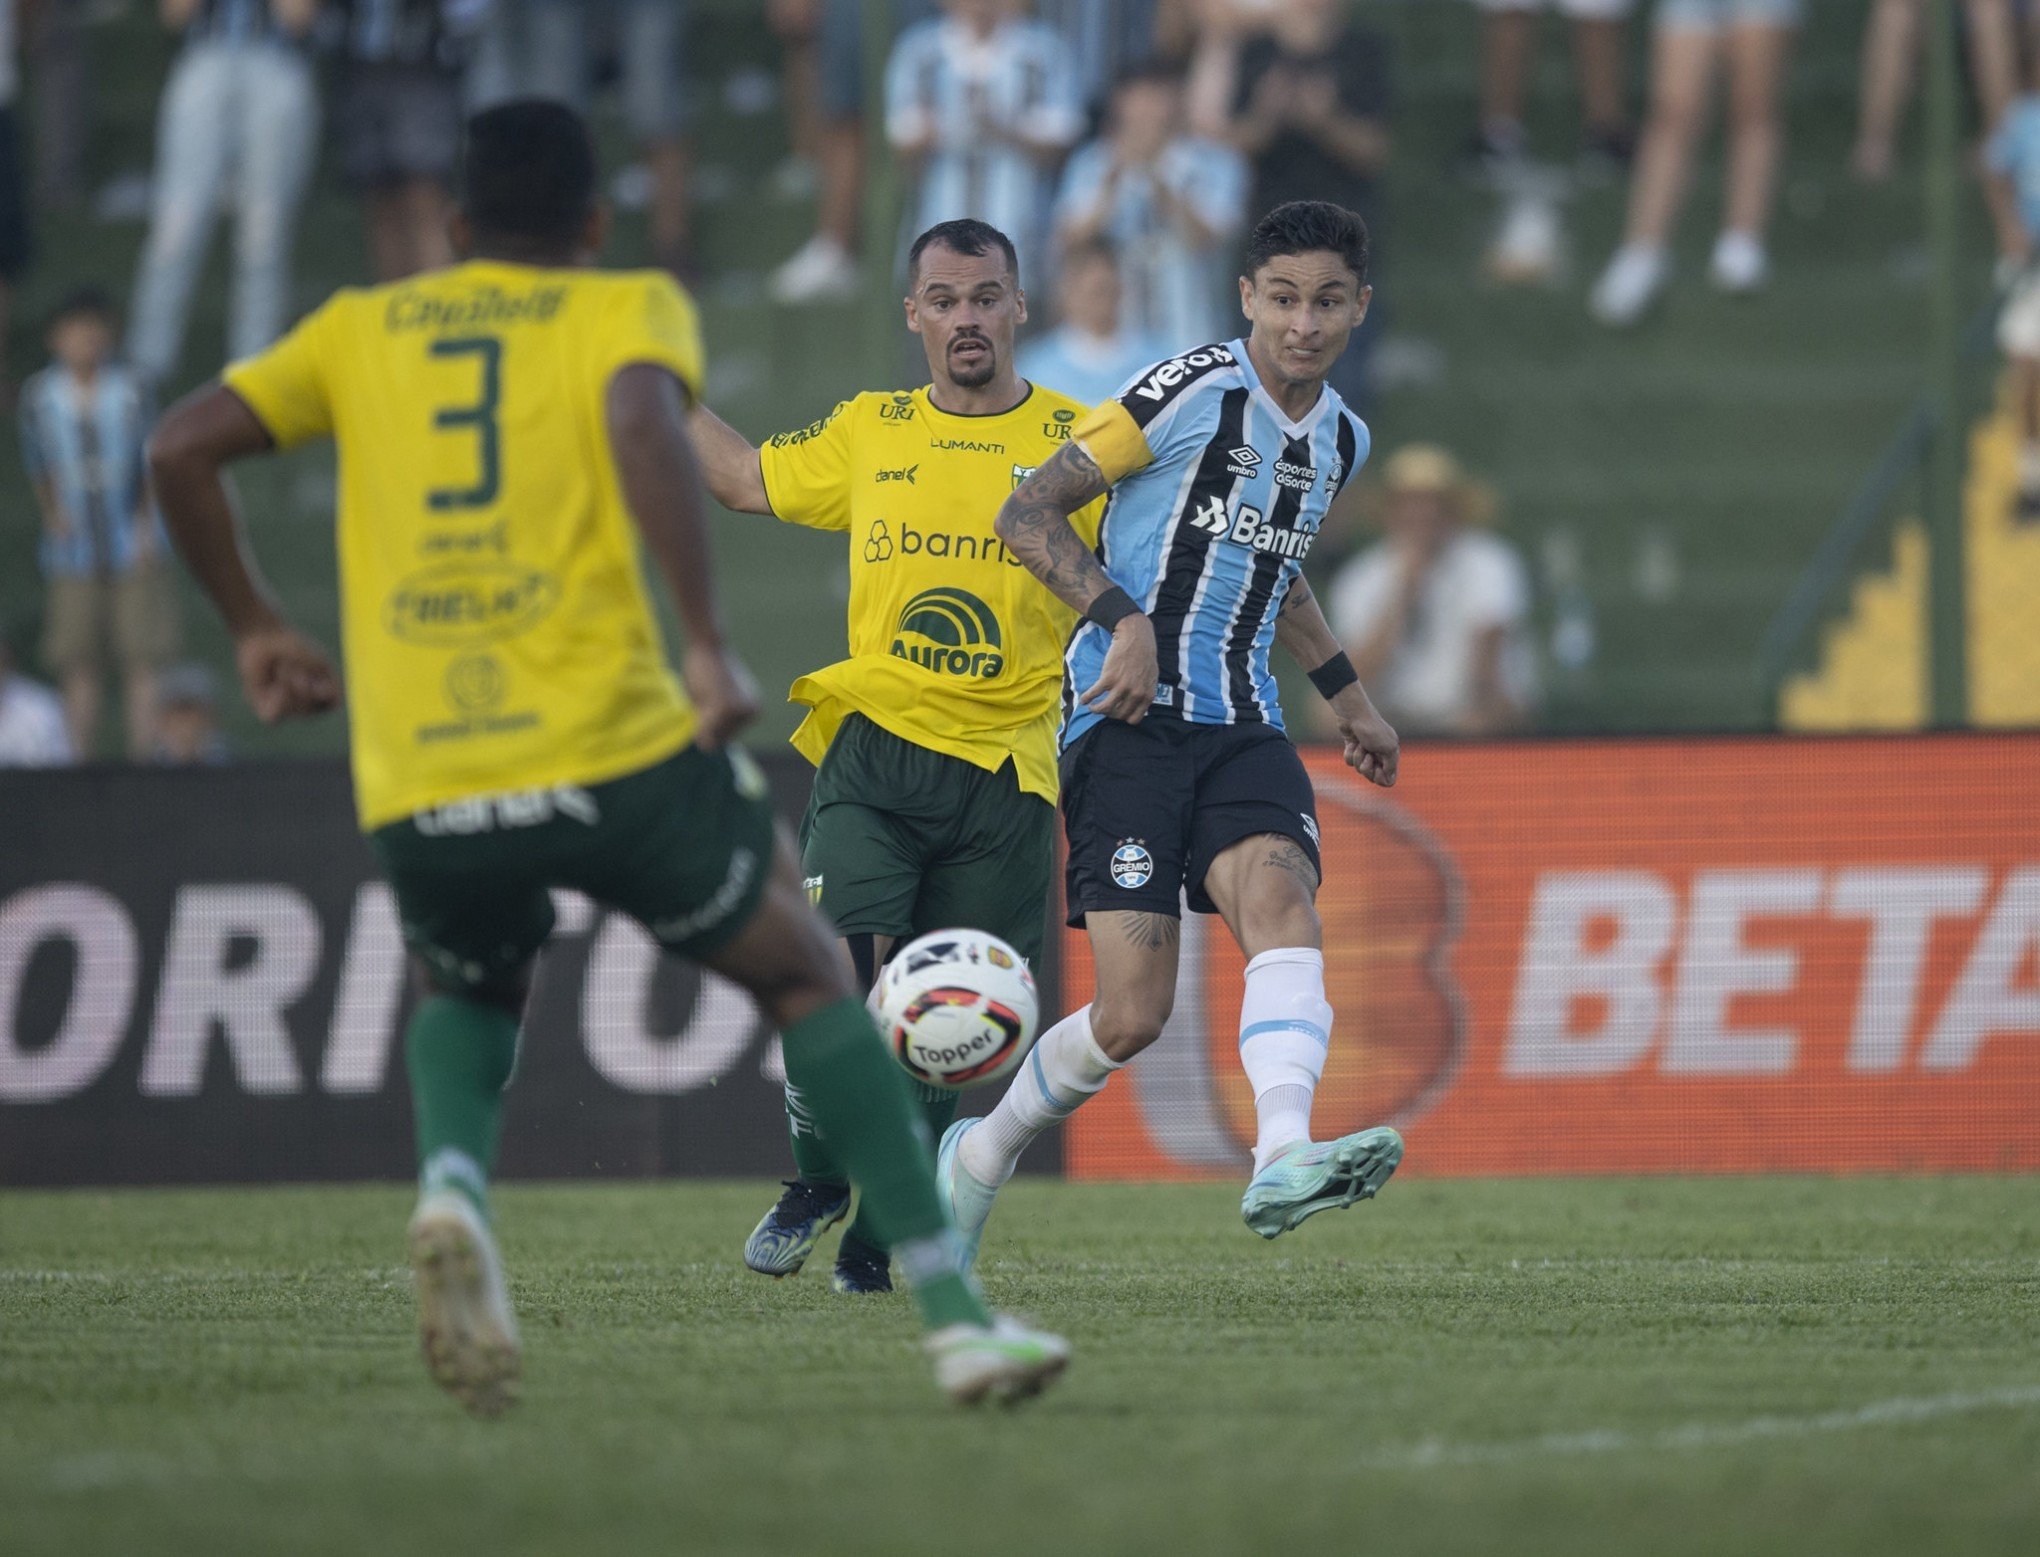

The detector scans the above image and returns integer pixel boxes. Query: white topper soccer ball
[873,928,1039,1090]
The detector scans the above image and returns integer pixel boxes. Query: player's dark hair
[1113,58,1186,94]
[47,286,118,331]
[907,219,1021,286]
[1243,201,1370,287]
[460,100,599,252]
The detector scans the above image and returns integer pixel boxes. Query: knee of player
[1089,992,1171,1060]
[1240,896,1322,958]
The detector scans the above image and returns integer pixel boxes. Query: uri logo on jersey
[890,586,1005,678]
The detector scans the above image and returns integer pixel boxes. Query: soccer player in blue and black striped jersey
[935,201,1406,1259]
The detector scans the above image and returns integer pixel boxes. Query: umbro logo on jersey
[877,465,918,484]
[1130,345,1235,403]
[1226,446,1262,478]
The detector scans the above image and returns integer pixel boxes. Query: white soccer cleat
[936,1118,1001,1272]
[770,235,860,304]
[1708,231,1769,295]
[408,1191,521,1418]
[1589,244,1669,327]
[926,1314,1071,1406]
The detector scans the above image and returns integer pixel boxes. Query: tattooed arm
[1277,575,1399,788]
[995,441,1159,724]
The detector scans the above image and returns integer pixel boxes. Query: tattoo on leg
[1115,912,1181,952]
[1263,839,1321,894]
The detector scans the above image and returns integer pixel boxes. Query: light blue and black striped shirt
[1062,340,1370,747]
[20,366,163,579]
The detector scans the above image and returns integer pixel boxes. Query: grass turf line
[2,1177,2036,1557]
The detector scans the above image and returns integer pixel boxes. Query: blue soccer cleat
[1240,1127,1404,1240]
[743,1179,851,1277]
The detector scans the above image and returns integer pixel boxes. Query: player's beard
[946,336,998,390]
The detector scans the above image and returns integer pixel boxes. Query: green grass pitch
[3,1178,2036,1556]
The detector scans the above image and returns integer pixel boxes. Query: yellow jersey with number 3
[223,260,705,831]
[758,384,1104,802]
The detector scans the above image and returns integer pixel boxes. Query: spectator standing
[467,0,695,275]
[27,0,92,213]
[1854,0,2028,276]
[1017,239,1168,405]
[1988,61,2040,514]
[22,289,181,759]
[150,662,232,764]
[1465,0,1636,179]
[886,0,1083,281]
[1325,445,1538,738]
[1590,0,1801,327]
[0,0,28,395]
[1053,62,1246,347]
[1197,0,1392,404]
[336,1,483,281]
[768,0,881,303]
[128,0,322,389]
[0,626,73,767]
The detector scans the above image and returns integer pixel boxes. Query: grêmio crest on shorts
[1061,340,1370,748]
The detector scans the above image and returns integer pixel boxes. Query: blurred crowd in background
[0,0,2033,767]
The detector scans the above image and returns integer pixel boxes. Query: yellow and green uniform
[225,259,770,976]
[759,383,1103,812]
[755,383,1102,1255]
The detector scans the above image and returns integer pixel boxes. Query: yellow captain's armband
[1071,400,1154,486]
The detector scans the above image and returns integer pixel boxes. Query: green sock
[842,1081,960,1257]
[779,997,989,1331]
[406,994,520,1220]
[782,1081,848,1189]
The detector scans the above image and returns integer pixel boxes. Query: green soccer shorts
[799,713,1054,963]
[370,742,778,999]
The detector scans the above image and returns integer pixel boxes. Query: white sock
[1238,948,1333,1175]
[959,1005,1121,1187]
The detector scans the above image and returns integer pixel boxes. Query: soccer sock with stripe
[1237,947,1333,1175]
[406,994,522,1220]
[778,995,989,1330]
[842,1080,959,1257]
[958,1004,1122,1188]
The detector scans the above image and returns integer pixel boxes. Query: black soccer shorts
[1059,717,1322,927]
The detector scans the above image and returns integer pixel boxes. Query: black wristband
[1084,586,1141,633]
[1308,652,1360,702]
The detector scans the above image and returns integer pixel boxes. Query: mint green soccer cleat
[1240,1127,1404,1240]
[936,1118,1001,1272]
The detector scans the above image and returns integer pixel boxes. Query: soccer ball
[873,929,1038,1090]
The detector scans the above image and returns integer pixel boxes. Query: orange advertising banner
[1064,734,2040,1179]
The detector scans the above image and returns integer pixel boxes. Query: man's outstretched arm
[1275,575,1397,788]
[147,386,341,722]
[994,441,1156,724]
[609,364,760,747]
[685,402,773,515]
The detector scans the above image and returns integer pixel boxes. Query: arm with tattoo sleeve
[994,442,1159,724]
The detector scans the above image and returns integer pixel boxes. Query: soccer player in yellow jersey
[689,218,1104,1295]
[145,103,1068,1413]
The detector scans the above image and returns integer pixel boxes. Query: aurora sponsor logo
[383,562,559,645]
[889,587,1005,678]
